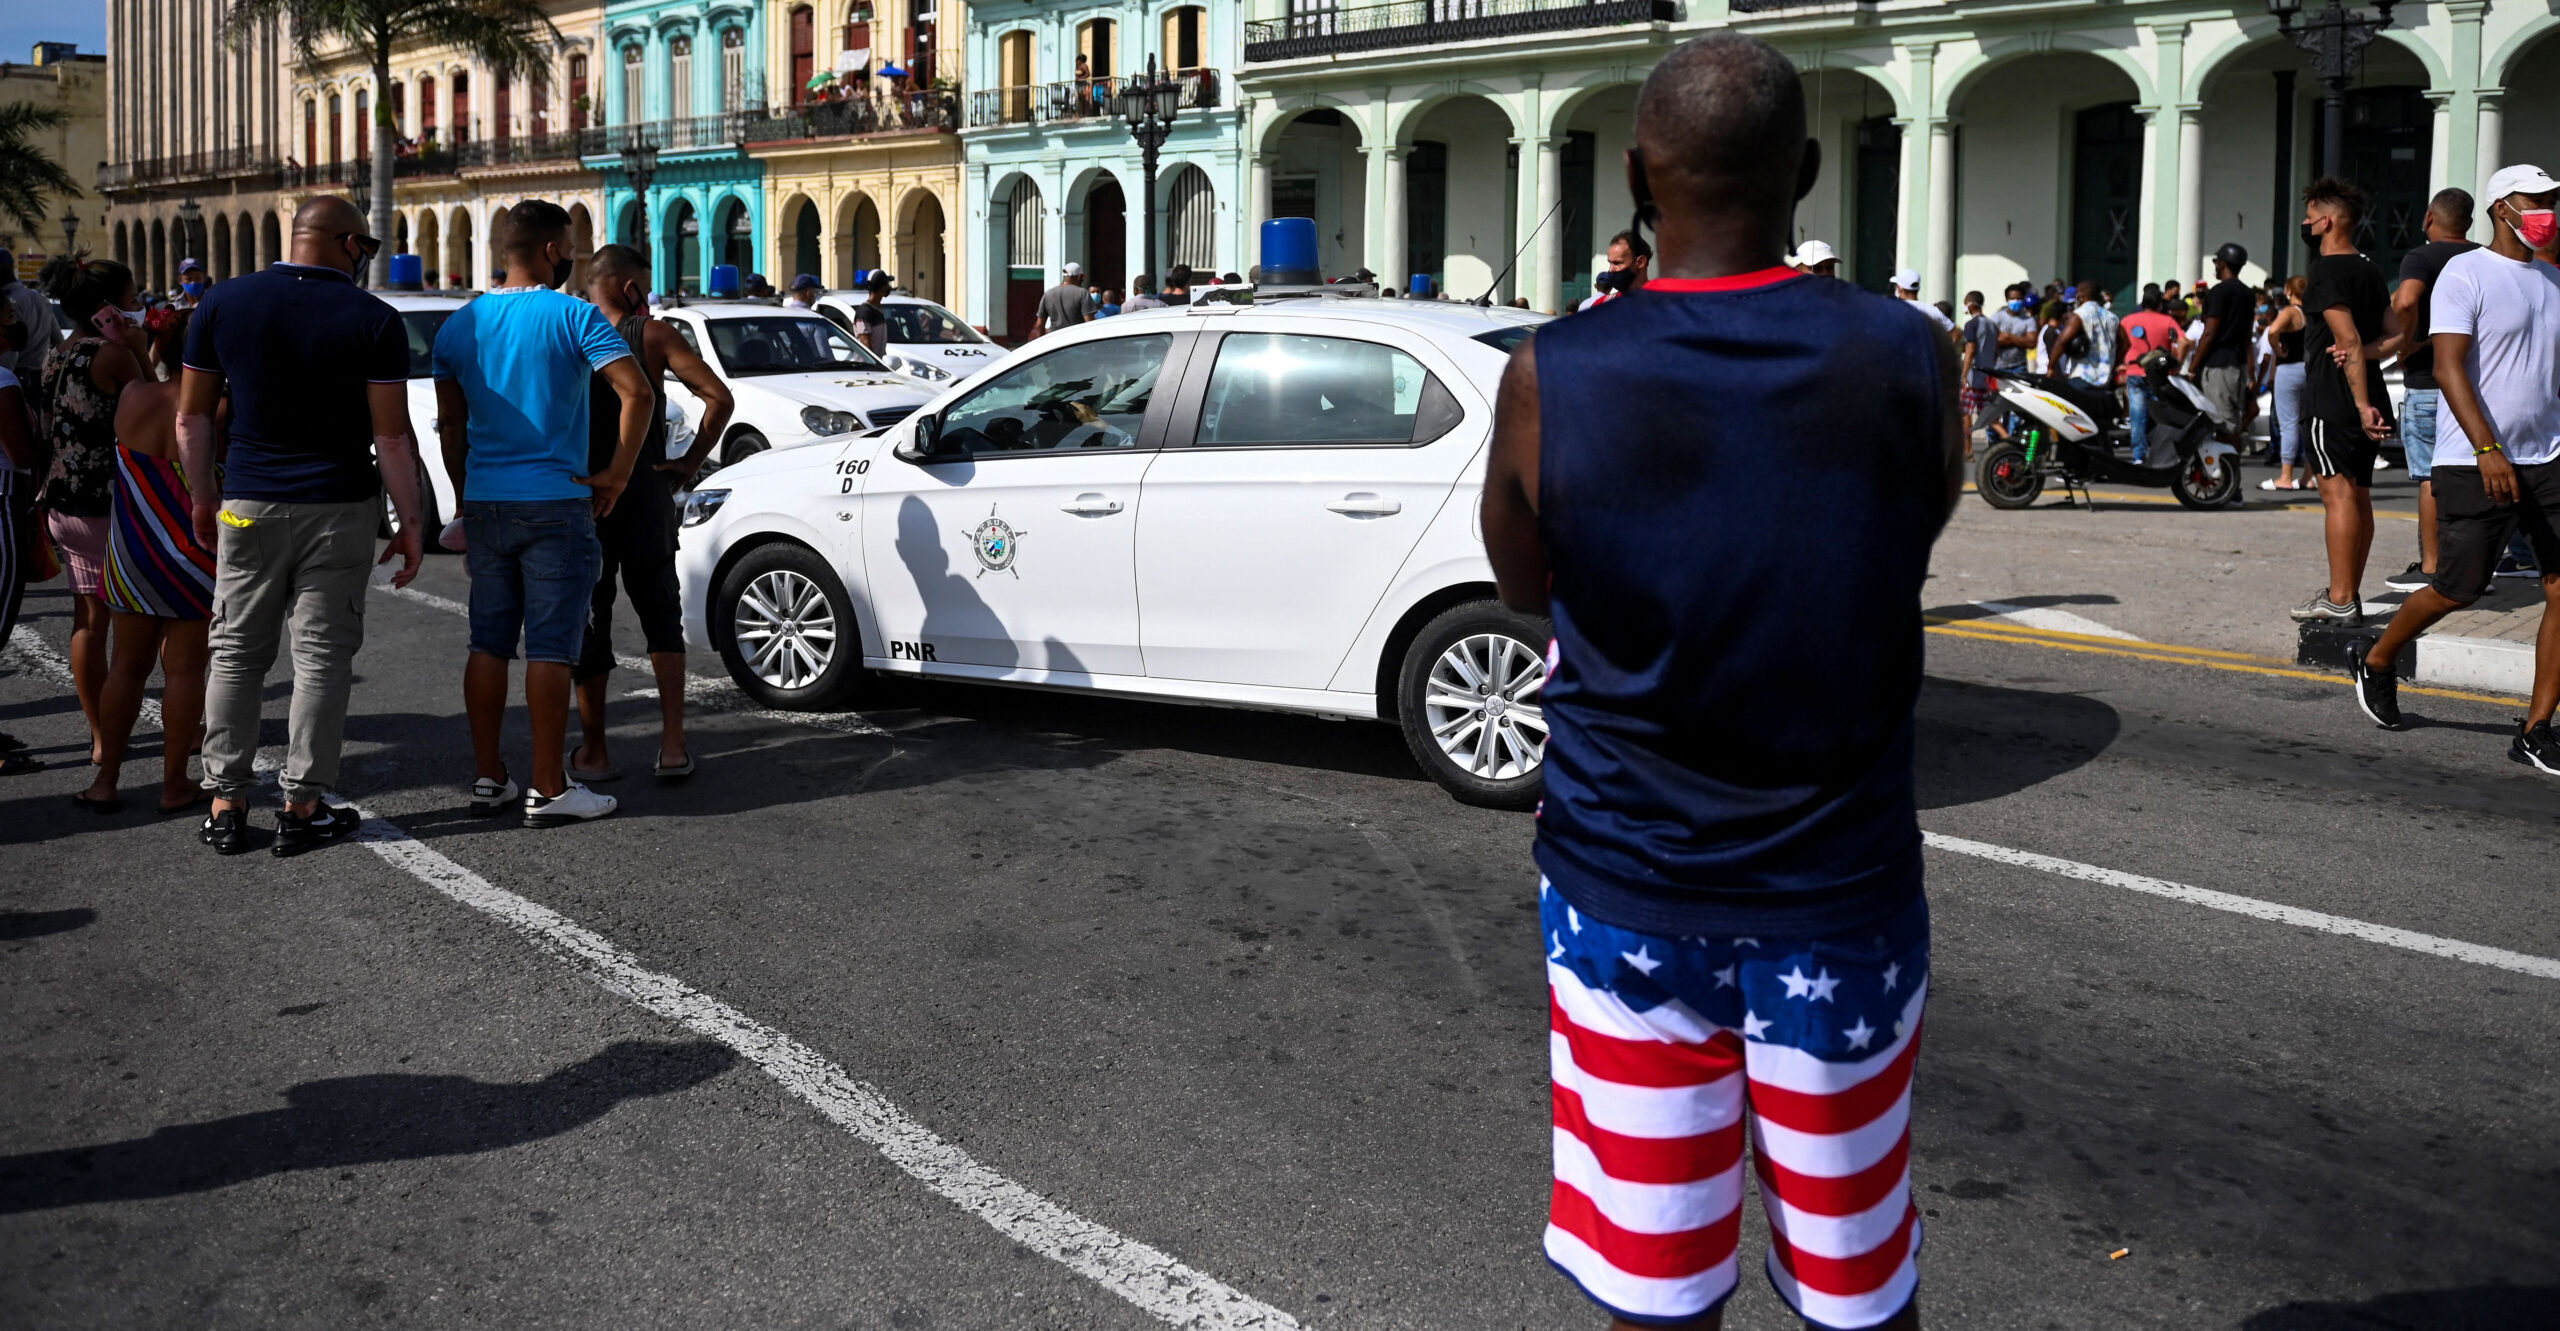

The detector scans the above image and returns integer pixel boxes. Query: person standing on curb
[1029,261,1087,339]
[2290,178,2398,625]
[2349,166,2560,768]
[2183,243,2255,436]
[1482,32,1958,1331]
[2119,288,2187,464]
[569,244,732,786]
[2375,190,2479,592]
[433,200,655,829]
[181,197,427,856]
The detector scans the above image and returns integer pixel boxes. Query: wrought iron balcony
[98,148,282,192]
[1244,0,1675,61]
[587,108,767,158]
[458,129,603,169]
[967,69,1222,129]
[745,90,962,143]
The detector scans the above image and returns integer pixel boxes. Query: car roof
[1109,293,1549,338]
[666,301,826,321]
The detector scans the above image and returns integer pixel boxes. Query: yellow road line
[1922,615,2277,662]
[1923,623,2526,706]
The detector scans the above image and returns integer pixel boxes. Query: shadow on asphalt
[0,1040,736,1215]
[1923,592,2121,622]
[2240,1285,2560,1329]
[0,908,96,941]
[1916,676,2120,810]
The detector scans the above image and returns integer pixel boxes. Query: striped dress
[102,446,215,620]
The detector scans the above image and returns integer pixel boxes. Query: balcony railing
[99,147,282,192]
[1244,0,1674,61]
[744,91,961,143]
[457,130,602,169]
[967,69,1222,129]
[587,108,767,157]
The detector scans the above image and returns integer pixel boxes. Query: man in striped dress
[1481,32,1963,1330]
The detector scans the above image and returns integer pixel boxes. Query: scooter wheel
[1976,445,2044,510]
[2172,454,2244,510]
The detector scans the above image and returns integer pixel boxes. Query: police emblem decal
[964,505,1027,578]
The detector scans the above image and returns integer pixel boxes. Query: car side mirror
[895,411,949,463]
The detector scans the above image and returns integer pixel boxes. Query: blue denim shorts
[2400,388,2437,481]
[463,499,602,664]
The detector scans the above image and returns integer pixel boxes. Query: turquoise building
[592,0,772,293]
[959,2,1242,339]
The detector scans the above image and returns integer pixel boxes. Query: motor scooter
[1974,351,2243,511]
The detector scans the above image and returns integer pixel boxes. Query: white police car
[653,298,938,466]
[674,292,1554,806]
[810,291,1006,384]
[379,290,473,535]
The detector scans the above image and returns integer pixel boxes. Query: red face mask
[2514,206,2559,251]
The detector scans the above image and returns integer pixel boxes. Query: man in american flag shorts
[1482,31,1964,1330]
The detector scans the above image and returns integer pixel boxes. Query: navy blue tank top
[1532,269,1951,938]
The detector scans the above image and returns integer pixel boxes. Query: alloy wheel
[733,569,838,690]
[1423,632,1549,781]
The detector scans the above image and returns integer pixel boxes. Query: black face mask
[350,247,373,286]
[550,249,575,290]
[2300,221,2322,250]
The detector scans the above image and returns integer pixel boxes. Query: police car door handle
[1060,492,1124,516]
[1326,493,1402,516]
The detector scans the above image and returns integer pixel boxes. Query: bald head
[1633,33,1815,231]
[288,195,373,276]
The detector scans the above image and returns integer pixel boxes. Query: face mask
[2511,207,2558,251]
[121,306,146,325]
[181,281,203,296]
[350,248,373,286]
[2008,299,2027,313]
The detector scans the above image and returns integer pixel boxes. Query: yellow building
[749,0,965,306]
[2,43,108,284]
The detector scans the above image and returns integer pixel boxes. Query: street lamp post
[60,208,79,258]
[175,198,203,287]
[620,140,661,289]
[2270,0,2399,179]
[1114,54,1183,289]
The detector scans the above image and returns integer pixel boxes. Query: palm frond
[0,102,82,236]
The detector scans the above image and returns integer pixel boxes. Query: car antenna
[1474,199,1563,307]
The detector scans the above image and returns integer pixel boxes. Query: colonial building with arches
[1239,0,2560,311]
[590,0,772,293]
[961,0,1242,339]
[100,0,293,295]
[749,0,969,308]
[279,1,608,292]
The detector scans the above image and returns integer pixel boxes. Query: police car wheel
[1397,601,1550,810]
[724,428,770,467]
[713,542,866,711]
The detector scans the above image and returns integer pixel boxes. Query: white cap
[1793,239,1837,267]
[2485,164,2560,202]
[1061,260,1084,277]
[1891,267,1921,292]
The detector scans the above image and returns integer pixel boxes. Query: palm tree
[223,0,560,285]
[0,102,82,244]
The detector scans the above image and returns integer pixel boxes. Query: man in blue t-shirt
[431,199,654,829]
[179,195,430,858]
[1483,33,1960,1331]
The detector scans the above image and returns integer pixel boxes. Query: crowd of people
[0,196,732,847]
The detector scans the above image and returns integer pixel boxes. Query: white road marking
[1924,831,2560,981]
[348,807,1300,1330]
[1970,600,2142,641]
[383,582,884,736]
[8,620,1293,1328]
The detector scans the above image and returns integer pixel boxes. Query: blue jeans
[2127,377,2155,463]
[2400,387,2437,481]
[2272,363,2308,469]
[464,499,602,665]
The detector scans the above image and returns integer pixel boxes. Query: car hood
[738,371,938,411]
[895,342,1007,371]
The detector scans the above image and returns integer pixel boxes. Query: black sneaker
[2512,720,2560,776]
[2382,562,2432,593]
[2349,654,2401,729]
[2495,553,2541,579]
[199,807,252,855]
[273,802,360,858]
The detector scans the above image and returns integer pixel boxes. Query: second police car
[810,291,1008,384]
[675,291,1554,807]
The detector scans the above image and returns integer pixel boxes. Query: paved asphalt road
[4,483,2557,1330]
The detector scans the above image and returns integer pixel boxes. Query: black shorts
[575,467,685,680]
[2430,460,2560,602]
[2305,413,2377,486]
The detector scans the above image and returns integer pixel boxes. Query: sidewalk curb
[2297,621,2531,697]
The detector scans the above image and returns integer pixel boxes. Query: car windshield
[400,311,452,377]
[885,302,984,345]
[706,317,888,376]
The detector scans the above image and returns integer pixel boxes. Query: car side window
[937,333,1174,457]
[1193,333,1457,447]
[815,305,855,336]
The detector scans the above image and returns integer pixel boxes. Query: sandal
[653,753,696,783]
[71,790,125,814]
[567,746,622,784]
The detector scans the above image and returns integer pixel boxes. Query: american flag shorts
[1542,881,1929,1329]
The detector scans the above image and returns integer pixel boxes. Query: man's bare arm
[1483,335,1548,615]
[434,378,472,508]
[178,367,226,547]
[370,380,425,587]
[654,323,733,485]
[578,356,653,519]
[2321,306,2388,438]
[2369,277,2425,363]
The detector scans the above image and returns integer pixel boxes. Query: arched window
[568,54,589,131]
[495,71,512,139]
[327,92,342,165]
[1007,178,1045,268]
[1076,19,1114,79]
[1167,164,1214,270]
[451,71,470,143]
[670,37,693,119]
[787,6,812,106]
[621,46,642,124]
[302,97,317,167]
[419,75,437,142]
[721,28,745,113]
[998,30,1032,123]
[354,88,370,162]
[1163,7,1206,74]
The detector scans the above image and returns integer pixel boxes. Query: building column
[1367,142,1407,290]
[2475,89,2504,224]
[1529,135,1563,313]
[2136,104,2164,285]
[2142,20,2188,287]
[1249,150,1274,247]
[2445,0,2489,207]
[2175,103,2204,288]
[1924,117,1956,302]
[1892,116,1923,281]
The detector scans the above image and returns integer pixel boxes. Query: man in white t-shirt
[1893,268,1955,333]
[2352,164,2560,770]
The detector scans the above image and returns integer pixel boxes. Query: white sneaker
[523,780,618,828]
[470,774,520,815]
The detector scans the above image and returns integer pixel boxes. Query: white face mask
[120,306,146,325]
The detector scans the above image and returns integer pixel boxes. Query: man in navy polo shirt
[180,195,430,857]
[1483,33,1961,1331]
